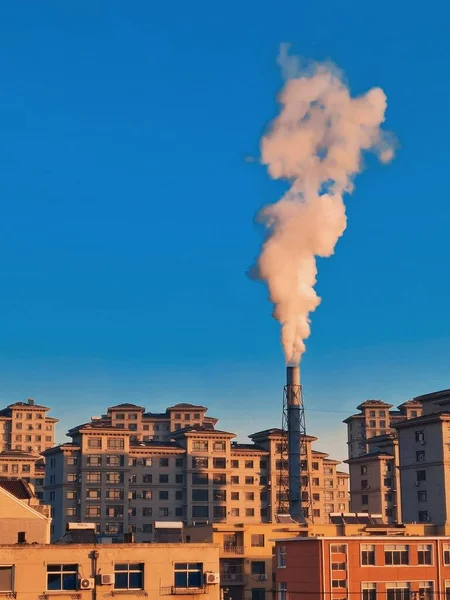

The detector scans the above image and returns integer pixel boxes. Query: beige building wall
[0,485,51,544]
[0,542,220,600]
[344,399,422,459]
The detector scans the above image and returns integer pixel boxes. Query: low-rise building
[0,477,51,543]
[274,525,450,600]
[0,540,220,600]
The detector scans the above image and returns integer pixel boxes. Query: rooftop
[0,477,34,500]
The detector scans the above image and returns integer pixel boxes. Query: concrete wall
[0,487,50,544]
[0,542,220,600]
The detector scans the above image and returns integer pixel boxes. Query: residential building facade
[43,403,349,540]
[0,541,220,600]
[0,478,51,543]
[0,398,58,499]
[275,532,450,600]
[344,399,422,459]
[345,433,401,523]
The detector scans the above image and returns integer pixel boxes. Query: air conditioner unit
[101,574,114,586]
[205,572,220,585]
[78,578,95,590]
[260,575,268,581]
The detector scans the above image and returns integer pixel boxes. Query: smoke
[252,45,395,366]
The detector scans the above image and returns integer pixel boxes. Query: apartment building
[394,400,450,525]
[345,433,401,523]
[274,531,450,600]
[344,399,422,459]
[0,540,220,600]
[0,398,58,498]
[43,403,349,540]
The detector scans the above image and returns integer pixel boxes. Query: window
[369,410,376,417]
[86,505,101,517]
[246,492,255,501]
[332,580,346,589]
[384,545,409,565]
[192,473,208,485]
[159,474,169,484]
[418,545,432,565]
[213,506,226,518]
[192,457,208,469]
[245,460,254,469]
[175,458,183,467]
[252,534,264,547]
[361,494,369,505]
[362,583,376,600]
[87,472,101,483]
[245,476,254,485]
[143,474,152,484]
[380,420,386,428]
[260,460,267,469]
[159,491,169,500]
[66,473,77,482]
[231,492,239,500]
[159,507,169,517]
[143,490,152,500]
[176,474,183,484]
[107,472,123,484]
[419,582,433,600]
[278,545,286,567]
[88,437,102,448]
[260,476,268,486]
[86,488,100,499]
[175,490,183,500]
[213,457,226,469]
[252,589,266,600]
[87,455,101,466]
[361,480,368,489]
[213,441,226,452]
[418,490,427,502]
[415,431,425,443]
[325,491,334,501]
[231,476,239,484]
[384,478,392,487]
[369,420,376,427]
[386,584,410,600]
[251,561,265,575]
[47,565,78,591]
[143,507,152,517]
[361,544,375,565]
[66,507,76,516]
[107,455,123,467]
[419,510,429,522]
[331,562,346,570]
[192,505,209,518]
[231,508,240,517]
[108,438,124,450]
[213,489,226,501]
[331,544,346,553]
[278,583,287,600]
[67,456,78,466]
[159,457,169,467]
[417,470,426,482]
[231,460,239,468]
[312,461,319,470]
[313,493,320,501]
[213,474,226,485]
[313,509,320,518]
[174,563,203,589]
[361,465,367,474]
[114,564,143,590]
[0,566,13,592]
[193,441,208,452]
[246,508,255,517]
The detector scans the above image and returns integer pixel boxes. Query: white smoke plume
[252,46,395,366]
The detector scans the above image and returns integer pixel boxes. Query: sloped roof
[167,403,207,410]
[108,403,145,411]
[0,477,34,499]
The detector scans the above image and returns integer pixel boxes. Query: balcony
[221,572,245,585]
[160,588,207,595]
[222,545,244,555]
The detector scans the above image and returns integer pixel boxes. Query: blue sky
[0,1,449,463]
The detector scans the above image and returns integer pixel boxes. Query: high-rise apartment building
[44,402,349,540]
[345,433,401,523]
[394,389,450,525]
[0,398,58,499]
[344,399,422,459]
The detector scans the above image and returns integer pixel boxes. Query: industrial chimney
[285,366,305,523]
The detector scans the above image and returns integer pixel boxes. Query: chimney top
[27,398,35,405]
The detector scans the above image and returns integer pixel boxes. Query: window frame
[0,566,14,592]
[114,563,144,591]
[173,563,203,589]
[46,564,79,591]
